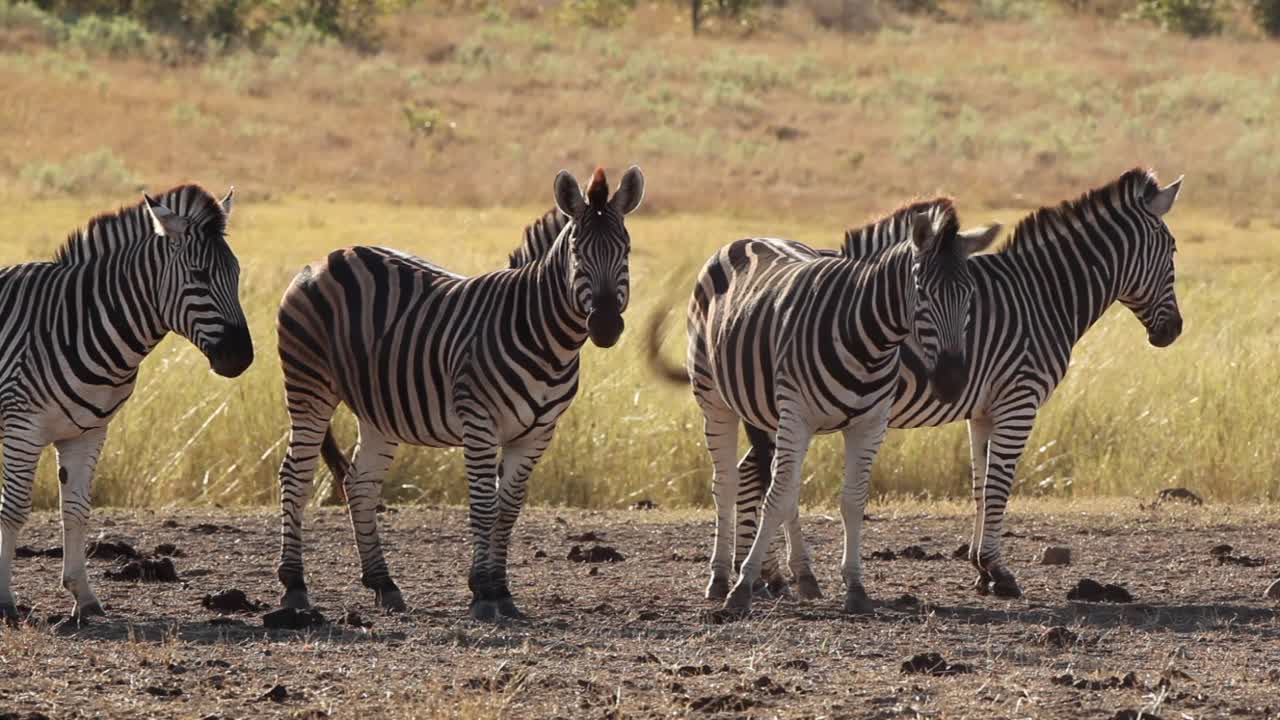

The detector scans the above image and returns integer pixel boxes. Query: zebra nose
[1148,315,1182,348]
[208,324,254,378]
[931,350,968,403]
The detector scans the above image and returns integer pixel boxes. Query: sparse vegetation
[1137,0,1225,36]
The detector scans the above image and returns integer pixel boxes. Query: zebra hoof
[705,576,730,602]
[0,602,18,627]
[495,596,524,619]
[74,600,106,620]
[376,589,407,613]
[718,582,753,620]
[973,572,993,596]
[280,589,312,610]
[795,572,823,601]
[989,566,1023,598]
[843,585,873,615]
[469,599,499,622]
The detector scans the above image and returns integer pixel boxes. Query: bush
[1137,0,1223,37]
[558,0,635,27]
[0,1,69,42]
[66,12,157,55]
[20,149,138,197]
[1250,0,1280,36]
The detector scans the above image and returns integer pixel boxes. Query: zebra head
[907,210,1001,403]
[1118,172,1184,348]
[144,187,254,378]
[553,165,645,348]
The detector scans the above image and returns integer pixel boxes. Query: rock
[202,589,266,614]
[1156,488,1202,505]
[1210,543,1234,557]
[567,545,624,563]
[900,653,972,676]
[87,540,139,561]
[1066,578,1133,603]
[153,543,184,557]
[337,610,372,629]
[952,543,970,560]
[262,607,327,630]
[15,546,61,559]
[780,659,810,671]
[1039,546,1072,565]
[259,685,290,703]
[105,558,178,582]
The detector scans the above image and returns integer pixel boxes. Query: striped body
[739,169,1184,598]
[275,167,644,618]
[661,200,996,618]
[0,185,250,620]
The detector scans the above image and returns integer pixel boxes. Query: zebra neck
[1010,232,1128,346]
[840,247,914,354]
[522,234,589,362]
[55,241,170,384]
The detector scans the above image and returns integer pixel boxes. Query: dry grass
[0,195,1276,511]
[1,3,1280,218]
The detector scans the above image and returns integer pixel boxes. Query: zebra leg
[722,410,812,619]
[784,509,822,600]
[966,417,995,593]
[344,420,404,612]
[276,405,336,610]
[734,443,784,597]
[54,428,108,619]
[839,418,888,615]
[701,405,740,603]
[462,424,502,621]
[0,435,42,623]
[973,418,1031,599]
[488,437,550,618]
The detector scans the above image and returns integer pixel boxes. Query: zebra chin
[587,311,625,348]
[1147,318,1182,348]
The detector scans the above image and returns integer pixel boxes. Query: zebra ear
[956,223,1001,257]
[610,165,645,216]
[554,170,585,219]
[1146,175,1182,217]
[143,193,189,237]
[909,211,938,254]
[220,186,234,216]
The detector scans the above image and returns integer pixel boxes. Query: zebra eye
[192,269,211,284]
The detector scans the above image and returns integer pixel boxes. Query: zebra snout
[930,350,968,403]
[207,323,254,378]
[1148,314,1182,348]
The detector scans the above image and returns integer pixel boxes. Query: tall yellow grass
[1,196,1275,510]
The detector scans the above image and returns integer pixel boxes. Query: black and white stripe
[738,168,1184,598]
[648,200,997,618]
[274,166,644,619]
[0,185,250,620]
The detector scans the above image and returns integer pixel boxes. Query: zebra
[274,166,644,620]
[646,200,999,618]
[0,185,251,621]
[735,168,1184,599]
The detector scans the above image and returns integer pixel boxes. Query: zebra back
[509,208,571,269]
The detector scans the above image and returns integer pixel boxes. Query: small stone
[1039,546,1072,565]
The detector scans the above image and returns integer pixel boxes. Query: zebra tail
[319,428,351,505]
[644,307,690,386]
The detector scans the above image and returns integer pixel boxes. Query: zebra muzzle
[930,350,968,403]
[207,324,255,378]
[1147,315,1182,348]
[587,310,625,348]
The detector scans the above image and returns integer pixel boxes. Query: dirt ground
[1,501,1279,719]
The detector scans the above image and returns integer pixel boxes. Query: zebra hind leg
[276,404,337,610]
[345,420,405,612]
[734,439,786,599]
[0,435,42,624]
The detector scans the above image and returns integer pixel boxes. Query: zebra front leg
[344,420,404,612]
[0,435,42,623]
[733,442,785,598]
[701,405,740,602]
[966,417,995,594]
[488,438,550,618]
[783,509,822,600]
[839,418,888,615]
[721,411,812,620]
[276,411,333,610]
[973,418,1031,599]
[55,429,108,619]
[462,424,502,621]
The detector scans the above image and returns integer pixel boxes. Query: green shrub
[0,1,69,42]
[1137,0,1223,37]
[20,149,138,197]
[558,0,635,27]
[66,13,157,56]
[1249,0,1280,36]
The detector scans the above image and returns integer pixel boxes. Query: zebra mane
[999,168,1160,255]
[56,184,227,266]
[508,208,571,269]
[839,198,959,259]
